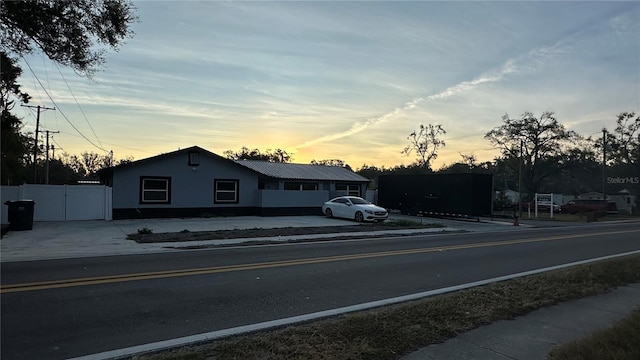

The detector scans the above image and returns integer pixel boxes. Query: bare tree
[402,124,446,171]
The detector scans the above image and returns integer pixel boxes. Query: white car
[322,196,388,222]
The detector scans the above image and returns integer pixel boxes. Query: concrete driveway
[0,215,521,263]
[0,215,363,262]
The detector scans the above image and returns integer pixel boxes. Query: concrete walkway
[401,283,640,360]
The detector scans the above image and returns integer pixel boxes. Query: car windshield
[349,198,369,205]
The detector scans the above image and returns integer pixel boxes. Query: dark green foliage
[136,227,153,235]
[224,147,292,163]
[485,112,579,197]
[1,51,32,185]
[310,159,352,170]
[1,0,138,76]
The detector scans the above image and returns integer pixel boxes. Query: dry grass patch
[133,254,640,360]
[547,306,640,360]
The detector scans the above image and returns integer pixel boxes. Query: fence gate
[1,184,112,222]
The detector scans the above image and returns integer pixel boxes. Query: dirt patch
[128,222,444,243]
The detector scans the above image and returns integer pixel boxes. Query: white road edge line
[69,250,640,360]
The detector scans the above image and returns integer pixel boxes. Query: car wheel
[354,211,364,222]
[325,208,333,218]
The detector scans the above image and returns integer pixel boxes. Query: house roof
[103,145,369,183]
[103,146,234,172]
[235,160,370,182]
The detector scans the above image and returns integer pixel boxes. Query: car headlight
[365,210,374,214]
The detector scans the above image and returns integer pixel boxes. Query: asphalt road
[2,222,639,359]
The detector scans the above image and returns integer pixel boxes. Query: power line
[41,52,51,96]
[54,62,104,149]
[21,56,108,153]
[51,138,65,153]
[41,128,152,155]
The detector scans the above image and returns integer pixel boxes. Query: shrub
[137,227,153,234]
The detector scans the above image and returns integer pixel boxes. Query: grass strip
[133,254,640,360]
[128,221,443,243]
[547,305,640,360]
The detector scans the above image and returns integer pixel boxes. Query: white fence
[1,184,112,223]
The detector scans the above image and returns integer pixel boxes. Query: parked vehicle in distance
[560,199,618,214]
[322,196,388,222]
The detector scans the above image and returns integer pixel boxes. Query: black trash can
[4,200,36,231]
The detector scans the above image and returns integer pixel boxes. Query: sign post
[535,193,554,219]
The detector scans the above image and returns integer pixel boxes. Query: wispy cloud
[293,49,536,150]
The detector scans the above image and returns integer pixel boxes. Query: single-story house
[101,146,370,219]
[574,191,636,214]
[577,192,605,200]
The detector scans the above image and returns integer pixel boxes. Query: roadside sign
[535,193,554,218]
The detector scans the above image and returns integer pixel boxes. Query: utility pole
[602,128,607,200]
[518,139,523,219]
[45,130,60,184]
[22,104,55,183]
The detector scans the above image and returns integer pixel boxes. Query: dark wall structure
[378,173,493,218]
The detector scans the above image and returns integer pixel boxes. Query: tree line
[365,111,639,204]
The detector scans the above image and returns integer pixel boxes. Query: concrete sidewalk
[401,283,640,360]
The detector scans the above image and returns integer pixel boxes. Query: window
[215,179,239,203]
[284,182,318,191]
[140,177,171,204]
[336,184,360,196]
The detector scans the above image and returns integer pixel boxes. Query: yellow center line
[1,228,637,294]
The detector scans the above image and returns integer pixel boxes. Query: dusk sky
[17,1,640,169]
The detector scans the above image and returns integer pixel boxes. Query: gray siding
[112,154,258,209]
[255,189,329,208]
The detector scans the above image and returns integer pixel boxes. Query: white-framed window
[214,179,239,203]
[140,177,171,204]
[336,183,360,196]
[284,182,319,191]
